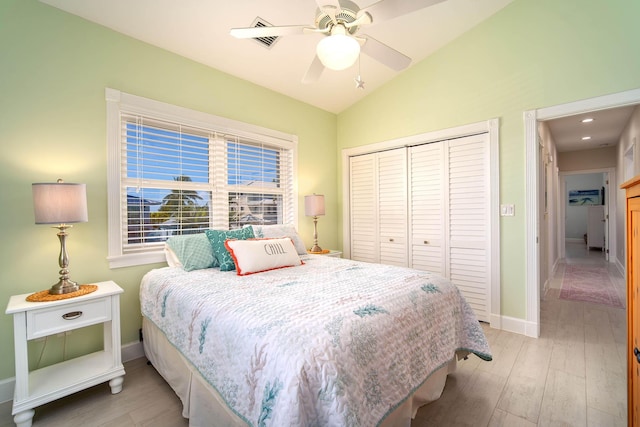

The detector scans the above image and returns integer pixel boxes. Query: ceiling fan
[230,0,445,83]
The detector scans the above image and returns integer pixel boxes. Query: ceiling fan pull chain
[355,54,365,89]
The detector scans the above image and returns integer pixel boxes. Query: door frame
[525,87,640,338]
[558,169,615,261]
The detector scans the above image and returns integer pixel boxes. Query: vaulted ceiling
[40,0,637,151]
[40,0,514,113]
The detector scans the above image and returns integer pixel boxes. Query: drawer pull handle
[389,238,394,242]
[62,311,83,320]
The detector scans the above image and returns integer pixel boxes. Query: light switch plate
[500,204,515,216]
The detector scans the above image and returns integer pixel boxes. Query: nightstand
[307,250,342,258]
[5,281,125,427]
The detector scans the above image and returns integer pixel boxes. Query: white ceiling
[40,0,514,113]
[546,105,636,153]
[40,0,637,152]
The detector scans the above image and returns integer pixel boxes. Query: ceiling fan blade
[360,35,411,71]
[315,0,342,24]
[303,26,331,35]
[230,25,311,39]
[316,0,341,8]
[302,55,325,84]
[359,0,445,25]
[345,12,373,29]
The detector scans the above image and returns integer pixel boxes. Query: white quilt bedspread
[140,255,491,427]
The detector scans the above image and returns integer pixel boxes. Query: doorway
[559,171,611,263]
[524,87,640,338]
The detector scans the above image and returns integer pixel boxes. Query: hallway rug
[559,265,624,308]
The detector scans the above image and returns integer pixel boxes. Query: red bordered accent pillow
[224,237,303,276]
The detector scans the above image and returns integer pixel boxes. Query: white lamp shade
[305,194,325,217]
[33,182,88,224]
[316,31,360,71]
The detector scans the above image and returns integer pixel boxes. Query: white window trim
[105,88,298,268]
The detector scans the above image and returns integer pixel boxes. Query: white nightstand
[5,281,125,427]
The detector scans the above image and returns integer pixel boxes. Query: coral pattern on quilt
[140,255,492,427]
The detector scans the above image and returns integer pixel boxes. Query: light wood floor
[414,242,626,426]
[0,241,626,426]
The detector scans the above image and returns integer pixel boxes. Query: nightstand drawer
[26,298,112,339]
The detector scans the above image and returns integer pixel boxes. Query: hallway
[539,240,626,425]
[547,240,625,306]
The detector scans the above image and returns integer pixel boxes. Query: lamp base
[49,278,80,295]
[309,244,324,254]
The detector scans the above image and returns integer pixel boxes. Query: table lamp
[32,179,88,294]
[305,194,325,253]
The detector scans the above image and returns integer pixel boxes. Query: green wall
[0,0,336,380]
[337,0,640,319]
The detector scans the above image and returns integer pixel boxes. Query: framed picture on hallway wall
[568,189,601,206]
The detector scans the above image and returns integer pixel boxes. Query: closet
[348,133,491,322]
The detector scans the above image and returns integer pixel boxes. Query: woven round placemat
[26,284,98,302]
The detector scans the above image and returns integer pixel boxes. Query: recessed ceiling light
[581,118,594,123]
[582,136,592,140]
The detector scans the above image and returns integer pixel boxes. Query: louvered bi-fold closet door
[447,134,490,322]
[377,149,408,266]
[409,142,446,276]
[349,154,377,263]
[349,148,407,266]
[408,134,490,322]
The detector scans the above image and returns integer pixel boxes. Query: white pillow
[164,243,182,268]
[224,238,303,276]
[250,224,307,255]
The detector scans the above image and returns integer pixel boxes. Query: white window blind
[106,88,298,268]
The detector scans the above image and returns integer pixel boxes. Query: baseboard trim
[616,257,625,278]
[494,314,538,337]
[122,340,145,362]
[0,376,13,405]
[551,258,559,276]
[542,278,550,298]
[489,314,538,338]
[566,237,584,243]
[0,340,145,405]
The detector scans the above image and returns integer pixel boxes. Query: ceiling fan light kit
[230,0,446,82]
[316,24,360,70]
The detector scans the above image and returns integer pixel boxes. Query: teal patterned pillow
[167,233,218,271]
[205,228,255,271]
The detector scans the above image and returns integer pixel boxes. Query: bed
[140,233,491,427]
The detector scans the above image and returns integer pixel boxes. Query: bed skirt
[142,316,457,427]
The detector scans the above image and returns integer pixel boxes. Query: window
[106,89,297,268]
